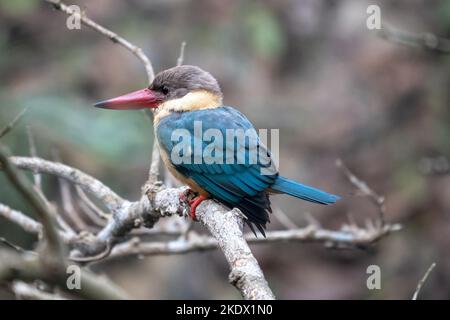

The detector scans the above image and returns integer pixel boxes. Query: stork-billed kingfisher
[94,65,340,236]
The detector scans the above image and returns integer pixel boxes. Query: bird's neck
[154,90,222,126]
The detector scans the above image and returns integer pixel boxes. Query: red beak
[94,88,162,110]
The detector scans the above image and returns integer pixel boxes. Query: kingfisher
[94,65,339,236]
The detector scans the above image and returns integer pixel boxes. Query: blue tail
[272,176,340,204]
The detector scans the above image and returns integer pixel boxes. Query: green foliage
[438,0,450,30]
[244,4,285,60]
[0,0,38,16]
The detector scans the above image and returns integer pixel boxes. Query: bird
[94,65,340,236]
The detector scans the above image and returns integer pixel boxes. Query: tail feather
[272,176,340,204]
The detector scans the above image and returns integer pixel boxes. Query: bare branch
[0,237,36,256]
[177,41,186,66]
[25,126,42,190]
[0,147,64,262]
[8,156,124,213]
[33,187,76,237]
[45,0,155,83]
[75,185,109,222]
[379,24,450,54]
[0,106,29,140]
[12,281,66,300]
[272,206,298,229]
[412,262,436,300]
[196,204,275,299]
[0,203,42,235]
[0,249,129,300]
[59,176,88,231]
[108,218,400,259]
[145,138,162,188]
[0,202,74,244]
[336,159,386,225]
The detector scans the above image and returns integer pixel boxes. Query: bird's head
[94,65,222,113]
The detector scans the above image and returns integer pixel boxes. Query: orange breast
[157,139,210,196]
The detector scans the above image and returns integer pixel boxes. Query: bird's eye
[161,85,169,95]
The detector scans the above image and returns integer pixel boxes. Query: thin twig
[272,206,298,230]
[143,41,187,189]
[8,156,125,213]
[78,201,105,228]
[26,125,42,190]
[336,159,386,226]
[412,262,436,300]
[176,41,186,66]
[33,188,76,237]
[70,242,112,263]
[0,203,42,235]
[75,186,109,228]
[0,203,74,243]
[0,147,64,263]
[146,139,162,187]
[0,237,37,256]
[107,220,401,259]
[75,185,109,221]
[45,0,154,83]
[0,106,29,140]
[59,178,87,230]
[52,149,88,231]
[379,24,450,54]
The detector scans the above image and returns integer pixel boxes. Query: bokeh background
[1,0,450,299]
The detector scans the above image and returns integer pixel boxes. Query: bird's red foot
[188,195,208,221]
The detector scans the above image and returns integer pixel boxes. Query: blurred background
[1,0,449,299]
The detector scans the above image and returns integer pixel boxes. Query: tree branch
[0,249,128,300]
[12,281,66,300]
[0,106,29,140]
[336,159,386,225]
[45,0,154,83]
[0,203,42,235]
[378,24,450,54]
[196,204,275,299]
[412,262,436,300]
[0,147,64,263]
[3,152,402,299]
[9,156,124,213]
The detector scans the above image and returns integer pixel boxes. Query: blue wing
[156,106,278,235]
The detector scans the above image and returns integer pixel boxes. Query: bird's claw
[179,189,207,220]
[188,195,208,221]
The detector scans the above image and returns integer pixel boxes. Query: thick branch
[2,156,400,255]
[196,204,275,300]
